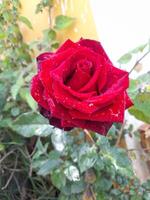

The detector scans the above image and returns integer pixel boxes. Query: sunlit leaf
[20,87,37,111]
[118,53,132,64]
[11,112,53,137]
[37,158,62,176]
[51,169,66,189]
[130,43,147,54]
[129,106,150,124]
[64,165,80,181]
[11,72,24,100]
[19,16,33,29]
[54,15,75,30]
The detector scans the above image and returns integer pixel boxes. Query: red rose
[31,39,133,135]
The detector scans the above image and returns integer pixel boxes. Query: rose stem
[129,50,150,74]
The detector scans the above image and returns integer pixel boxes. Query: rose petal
[66,66,91,90]
[56,39,79,53]
[39,104,51,119]
[97,62,111,93]
[86,73,129,106]
[125,92,133,108]
[31,38,133,136]
[78,38,112,64]
[61,118,112,135]
[103,66,128,91]
[70,93,126,123]
[61,83,97,100]
[52,79,99,114]
[74,120,112,135]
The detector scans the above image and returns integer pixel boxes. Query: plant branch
[129,50,150,74]
[127,147,150,152]
[2,154,18,190]
[115,122,126,147]
[0,149,15,163]
[84,129,95,144]
[48,5,52,28]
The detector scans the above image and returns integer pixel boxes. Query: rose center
[66,59,93,90]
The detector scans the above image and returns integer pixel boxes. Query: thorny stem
[129,50,150,74]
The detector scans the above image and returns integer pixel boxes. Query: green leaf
[131,195,142,200]
[20,87,37,111]
[58,194,69,200]
[54,15,75,30]
[43,29,56,41]
[96,135,110,151]
[37,158,62,176]
[118,53,132,64]
[71,180,85,194]
[78,145,98,173]
[134,93,150,116]
[129,107,150,124]
[143,193,150,200]
[94,157,104,170]
[0,83,8,112]
[3,11,12,21]
[19,16,33,29]
[51,169,66,189]
[11,72,24,100]
[51,129,66,152]
[129,91,150,123]
[42,0,51,6]
[32,138,49,160]
[111,189,121,196]
[130,43,147,54]
[0,32,6,39]
[128,72,150,123]
[0,143,5,152]
[128,79,139,99]
[60,183,72,196]
[11,112,54,137]
[51,41,59,50]
[48,29,56,40]
[35,3,43,14]
[64,165,80,181]
[0,118,12,128]
[128,72,150,99]
[96,193,106,200]
[97,178,112,191]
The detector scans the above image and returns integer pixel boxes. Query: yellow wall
[20,0,98,43]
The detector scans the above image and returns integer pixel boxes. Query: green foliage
[0,0,150,199]
[128,72,150,123]
[35,0,54,14]
[54,15,75,30]
[34,1,75,52]
[11,112,54,137]
[19,16,33,29]
[30,131,150,199]
[118,53,132,64]
[117,42,148,64]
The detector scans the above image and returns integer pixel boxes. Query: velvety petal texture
[30,38,133,135]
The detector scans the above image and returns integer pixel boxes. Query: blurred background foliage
[0,0,150,200]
